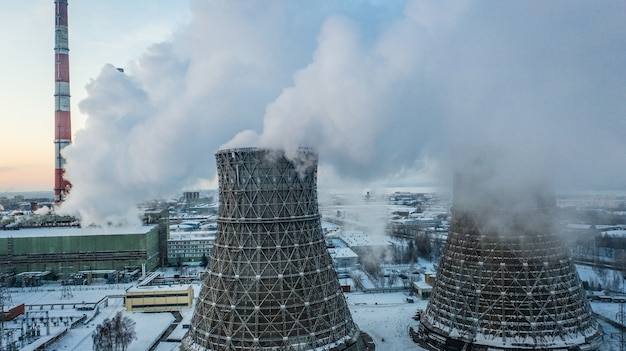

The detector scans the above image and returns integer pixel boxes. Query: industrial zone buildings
[0,0,623,349]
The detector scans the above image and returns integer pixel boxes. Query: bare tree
[92,311,136,351]
[387,273,399,288]
[92,321,113,351]
[115,312,136,351]
[615,252,626,278]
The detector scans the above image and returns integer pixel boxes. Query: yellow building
[125,284,194,312]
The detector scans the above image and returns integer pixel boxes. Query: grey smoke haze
[451,145,555,211]
[60,0,626,226]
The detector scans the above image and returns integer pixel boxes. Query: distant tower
[417,162,604,350]
[54,0,72,203]
[181,148,366,351]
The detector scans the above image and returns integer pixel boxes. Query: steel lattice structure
[181,148,365,351]
[418,176,604,350]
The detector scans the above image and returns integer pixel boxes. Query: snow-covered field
[347,292,427,350]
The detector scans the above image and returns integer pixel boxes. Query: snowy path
[346,292,427,350]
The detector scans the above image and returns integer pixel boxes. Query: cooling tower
[417,170,604,350]
[181,147,366,351]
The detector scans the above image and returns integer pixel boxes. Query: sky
[1,1,625,225]
[0,0,191,192]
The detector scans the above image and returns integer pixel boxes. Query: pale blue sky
[0,0,190,191]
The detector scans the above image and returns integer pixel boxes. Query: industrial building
[125,284,193,312]
[181,148,367,351]
[417,167,604,350]
[0,224,165,280]
[125,284,194,312]
[411,281,432,300]
[338,230,393,261]
[328,247,359,271]
[167,231,215,265]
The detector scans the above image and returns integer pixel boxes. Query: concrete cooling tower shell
[417,175,604,350]
[181,147,366,351]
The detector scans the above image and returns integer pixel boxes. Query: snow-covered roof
[413,281,433,290]
[0,225,156,238]
[565,223,594,230]
[127,283,192,293]
[328,247,358,259]
[169,231,216,240]
[601,229,626,237]
[338,230,392,248]
[597,224,626,231]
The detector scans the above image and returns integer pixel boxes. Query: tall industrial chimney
[417,160,604,350]
[181,148,366,351]
[54,0,72,203]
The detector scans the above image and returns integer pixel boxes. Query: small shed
[412,281,433,300]
[328,247,359,271]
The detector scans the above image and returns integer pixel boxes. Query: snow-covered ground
[347,291,427,350]
[6,264,626,350]
[7,283,175,351]
[4,282,428,350]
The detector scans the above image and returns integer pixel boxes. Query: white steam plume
[60,0,626,226]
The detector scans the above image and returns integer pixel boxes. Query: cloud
[60,0,626,225]
[432,1,626,189]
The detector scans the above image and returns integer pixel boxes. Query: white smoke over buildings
[59,0,626,226]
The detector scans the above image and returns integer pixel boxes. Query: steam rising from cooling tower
[181,147,366,351]
[59,2,626,226]
[417,154,603,350]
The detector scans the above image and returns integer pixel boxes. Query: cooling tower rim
[215,146,316,156]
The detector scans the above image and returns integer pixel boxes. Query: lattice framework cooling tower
[418,174,604,350]
[181,147,365,351]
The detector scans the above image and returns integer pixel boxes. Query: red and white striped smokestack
[54,0,72,203]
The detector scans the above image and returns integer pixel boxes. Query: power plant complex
[181,148,367,351]
[1,1,617,349]
[417,166,604,350]
[53,0,72,203]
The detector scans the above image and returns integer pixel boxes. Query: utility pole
[616,301,625,351]
[60,263,73,300]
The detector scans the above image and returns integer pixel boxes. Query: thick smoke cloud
[225,1,468,178]
[60,0,626,226]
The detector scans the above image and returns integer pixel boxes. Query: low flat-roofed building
[338,230,393,262]
[125,284,193,312]
[338,230,392,250]
[328,247,359,270]
[412,280,433,300]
